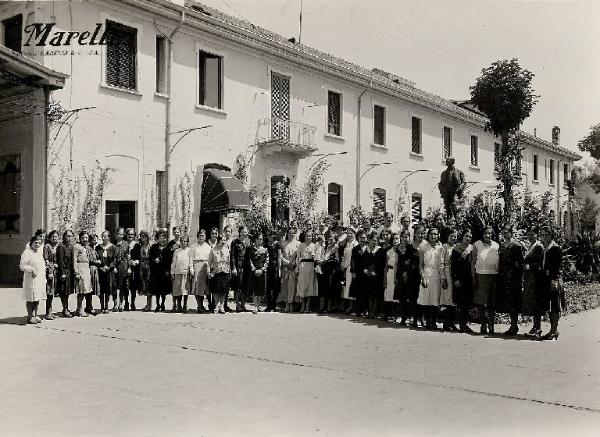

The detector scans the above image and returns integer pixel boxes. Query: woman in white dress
[20,235,47,324]
[171,235,193,312]
[190,229,212,312]
[296,229,318,313]
[383,232,400,321]
[418,227,445,329]
[341,227,358,313]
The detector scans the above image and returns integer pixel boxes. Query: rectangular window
[106,20,137,90]
[373,105,385,146]
[155,35,167,94]
[563,163,569,187]
[2,14,22,53]
[411,193,422,225]
[0,154,21,234]
[494,142,501,171]
[443,126,452,159]
[373,188,386,214]
[533,154,539,181]
[411,117,422,154]
[470,135,478,166]
[198,50,223,109]
[549,159,555,185]
[327,183,343,218]
[327,91,342,136]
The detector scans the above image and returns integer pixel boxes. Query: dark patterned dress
[96,244,117,295]
[496,241,524,314]
[542,243,565,312]
[149,243,173,296]
[43,243,59,297]
[450,245,473,307]
[87,245,102,296]
[248,246,269,297]
[139,244,151,296]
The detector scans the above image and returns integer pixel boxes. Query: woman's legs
[195,295,204,312]
[45,295,54,319]
[26,301,33,322]
[504,311,519,335]
[547,311,560,338]
[182,295,188,312]
[319,297,326,312]
[253,295,260,314]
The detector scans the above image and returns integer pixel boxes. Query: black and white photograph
[0,0,599,435]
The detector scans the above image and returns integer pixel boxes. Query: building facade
[0,0,580,260]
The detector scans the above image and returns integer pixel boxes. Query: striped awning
[200,169,250,213]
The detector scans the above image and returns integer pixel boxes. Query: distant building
[0,0,580,282]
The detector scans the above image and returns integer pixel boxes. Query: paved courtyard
[1,287,599,437]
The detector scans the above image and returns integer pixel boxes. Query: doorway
[105,201,136,238]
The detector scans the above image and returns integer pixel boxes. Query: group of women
[19,213,565,340]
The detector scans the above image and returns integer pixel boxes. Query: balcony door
[271,72,290,141]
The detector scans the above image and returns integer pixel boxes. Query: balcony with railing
[255,117,317,157]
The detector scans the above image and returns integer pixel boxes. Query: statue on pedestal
[438,157,466,220]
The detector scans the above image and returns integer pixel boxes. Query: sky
[199,0,600,160]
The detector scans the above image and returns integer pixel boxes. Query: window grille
[271,72,290,141]
[2,14,22,53]
[563,163,569,187]
[198,50,222,108]
[106,20,137,90]
[373,105,385,145]
[155,35,166,94]
[533,154,539,181]
[373,188,386,214]
[411,117,421,154]
[470,135,478,166]
[549,159,555,184]
[327,91,342,136]
[443,127,452,159]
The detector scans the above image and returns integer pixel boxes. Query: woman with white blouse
[20,235,47,324]
[208,234,231,314]
[190,229,212,312]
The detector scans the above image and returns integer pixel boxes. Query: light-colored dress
[280,238,300,303]
[189,242,211,296]
[20,245,47,302]
[342,239,358,299]
[440,243,455,306]
[384,248,398,302]
[73,243,92,294]
[171,247,193,296]
[417,242,444,306]
[296,242,318,298]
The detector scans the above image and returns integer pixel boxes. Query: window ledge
[531,179,540,185]
[469,164,480,170]
[409,151,423,159]
[371,143,387,150]
[154,92,169,99]
[549,183,556,187]
[195,104,227,115]
[99,82,142,97]
[324,132,345,141]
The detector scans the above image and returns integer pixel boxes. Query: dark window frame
[2,14,23,53]
[549,159,555,185]
[327,182,343,218]
[155,35,167,94]
[470,135,478,166]
[533,154,539,181]
[373,105,386,146]
[411,116,422,154]
[198,49,223,109]
[443,126,452,159]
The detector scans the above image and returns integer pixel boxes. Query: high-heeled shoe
[542,331,560,341]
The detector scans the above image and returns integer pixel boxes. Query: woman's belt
[300,259,314,263]
[193,259,208,262]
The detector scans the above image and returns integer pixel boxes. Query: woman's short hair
[139,230,150,242]
[155,229,168,240]
[458,227,472,240]
[298,231,307,243]
[355,229,367,240]
[197,229,206,238]
[30,234,43,245]
[426,227,439,239]
[47,230,58,240]
[78,231,88,240]
[539,225,554,238]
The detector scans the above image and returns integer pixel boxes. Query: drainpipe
[165,10,185,231]
[556,158,562,227]
[355,84,370,208]
[44,87,50,229]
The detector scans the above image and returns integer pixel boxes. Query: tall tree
[470,58,539,217]
[577,123,600,160]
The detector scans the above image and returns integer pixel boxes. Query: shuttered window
[2,14,22,53]
[155,35,167,94]
[533,154,539,181]
[327,91,342,136]
[411,117,422,154]
[106,20,137,90]
[373,188,386,214]
[549,159,555,185]
[563,163,569,187]
[411,193,422,225]
[327,183,343,218]
[470,135,478,166]
[443,126,452,159]
[373,105,385,146]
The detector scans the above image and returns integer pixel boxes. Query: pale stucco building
[0,0,580,283]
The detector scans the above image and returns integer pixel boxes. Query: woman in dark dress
[266,231,281,312]
[56,230,76,317]
[349,229,368,316]
[43,230,60,320]
[316,232,339,313]
[539,226,564,340]
[497,225,525,336]
[394,230,420,326]
[450,228,474,333]
[96,230,117,314]
[149,229,173,312]
[248,231,269,314]
[522,227,545,337]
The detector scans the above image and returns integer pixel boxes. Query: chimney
[552,126,560,145]
[533,128,537,137]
